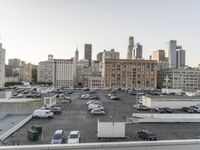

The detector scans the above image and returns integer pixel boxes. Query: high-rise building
[176,49,186,68]
[127,36,134,59]
[75,47,79,64]
[135,43,143,59]
[97,52,103,62]
[84,44,92,67]
[53,59,74,88]
[167,40,177,68]
[102,59,157,89]
[0,43,5,88]
[8,58,21,69]
[152,50,165,62]
[37,60,53,83]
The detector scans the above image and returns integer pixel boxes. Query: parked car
[86,100,101,106]
[137,130,157,141]
[59,94,65,99]
[110,95,120,100]
[154,107,166,113]
[67,130,81,144]
[107,93,112,97]
[65,96,71,100]
[33,109,53,119]
[136,105,150,111]
[81,94,90,99]
[51,130,64,144]
[50,107,62,114]
[90,96,99,100]
[88,103,104,111]
[163,107,173,113]
[90,109,105,115]
[182,107,195,113]
[190,106,200,112]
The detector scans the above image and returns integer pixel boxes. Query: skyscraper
[176,49,186,68]
[0,43,5,88]
[75,47,79,64]
[84,44,92,67]
[127,36,134,59]
[135,43,143,59]
[167,40,177,68]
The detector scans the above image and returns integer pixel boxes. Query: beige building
[53,59,74,88]
[102,59,157,89]
[152,50,165,61]
[157,67,200,91]
[88,77,104,88]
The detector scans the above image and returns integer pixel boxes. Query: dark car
[137,130,157,141]
[163,107,173,113]
[154,107,166,113]
[182,107,195,113]
[50,107,62,114]
[90,96,99,100]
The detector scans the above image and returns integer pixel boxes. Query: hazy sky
[0,0,200,66]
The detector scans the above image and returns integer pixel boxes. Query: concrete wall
[142,96,200,109]
[0,100,43,118]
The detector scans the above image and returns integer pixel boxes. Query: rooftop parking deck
[2,90,200,145]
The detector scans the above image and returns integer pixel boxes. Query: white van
[33,109,53,119]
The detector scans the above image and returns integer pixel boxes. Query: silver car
[90,109,105,115]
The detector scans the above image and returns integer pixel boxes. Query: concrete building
[127,36,134,59]
[0,43,5,88]
[97,49,120,62]
[79,59,89,68]
[88,77,104,88]
[53,59,74,88]
[97,52,103,62]
[91,60,100,73]
[167,40,177,68]
[8,58,20,69]
[176,49,186,68]
[152,50,165,61]
[157,67,200,91]
[84,44,92,67]
[37,60,53,83]
[135,43,143,59]
[32,64,38,83]
[142,95,200,109]
[102,59,157,89]
[5,65,13,77]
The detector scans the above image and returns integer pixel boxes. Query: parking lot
[5,89,200,145]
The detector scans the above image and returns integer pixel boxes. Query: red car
[182,107,195,113]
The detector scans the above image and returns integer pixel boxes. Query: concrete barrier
[0,114,33,142]
[1,139,200,150]
[132,113,200,123]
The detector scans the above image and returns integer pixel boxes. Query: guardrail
[0,114,33,143]
[1,139,200,150]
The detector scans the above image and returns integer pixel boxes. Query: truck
[97,119,125,139]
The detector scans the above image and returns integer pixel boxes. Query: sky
[0,0,200,66]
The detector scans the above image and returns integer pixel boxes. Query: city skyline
[0,0,200,66]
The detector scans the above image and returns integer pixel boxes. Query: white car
[88,103,104,111]
[86,100,101,106]
[67,130,80,144]
[65,96,71,100]
[81,94,90,99]
[90,109,105,115]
